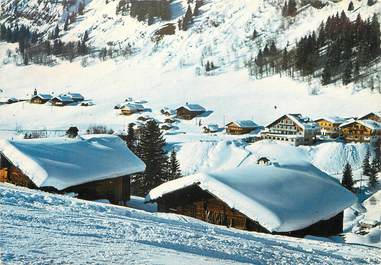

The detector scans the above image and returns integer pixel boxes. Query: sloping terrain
[0,183,380,264]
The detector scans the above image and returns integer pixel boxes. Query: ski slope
[0,183,380,265]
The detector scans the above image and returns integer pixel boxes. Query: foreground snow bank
[1,184,379,264]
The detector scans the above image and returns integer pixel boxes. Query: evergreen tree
[53,25,60,39]
[342,162,354,192]
[363,149,371,176]
[369,157,379,189]
[134,120,168,196]
[126,123,137,152]
[348,1,354,11]
[64,18,69,31]
[288,0,297,17]
[342,60,352,85]
[367,0,375,6]
[321,65,331,85]
[168,149,182,180]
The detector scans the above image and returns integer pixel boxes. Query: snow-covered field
[1,183,380,265]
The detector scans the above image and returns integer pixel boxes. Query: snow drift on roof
[146,161,355,232]
[340,119,381,130]
[33,93,53,100]
[179,103,206,112]
[53,95,74,102]
[0,135,146,190]
[359,111,381,120]
[228,120,258,128]
[315,116,349,124]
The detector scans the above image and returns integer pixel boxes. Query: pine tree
[368,157,378,190]
[126,123,137,152]
[367,0,375,6]
[134,120,168,196]
[168,149,182,180]
[342,60,352,85]
[288,0,297,17]
[53,25,60,39]
[342,162,354,192]
[64,18,69,31]
[348,1,354,11]
[321,65,331,85]
[363,149,371,176]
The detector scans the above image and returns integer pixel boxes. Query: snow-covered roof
[52,95,74,103]
[121,103,145,111]
[206,124,219,131]
[0,135,146,190]
[340,119,381,131]
[178,103,206,112]
[67,92,84,100]
[146,161,355,232]
[32,93,52,100]
[227,120,258,128]
[315,116,348,124]
[268,114,319,131]
[359,111,381,120]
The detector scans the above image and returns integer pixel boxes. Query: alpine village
[0,0,381,264]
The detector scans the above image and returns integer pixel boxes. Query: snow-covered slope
[1,183,380,264]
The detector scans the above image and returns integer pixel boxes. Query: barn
[176,103,206,120]
[0,135,146,206]
[146,162,355,238]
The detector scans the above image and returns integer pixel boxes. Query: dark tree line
[250,41,282,78]
[249,11,381,86]
[124,120,182,196]
[282,0,297,17]
[117,0,171,24]
[178,1,203,31]
[0,22,90,65]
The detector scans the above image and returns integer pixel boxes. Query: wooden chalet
[314,117,348,138]
[0,135,146,206]
[226,120,259,135]
[121,103,145,115]
[339,119,381,143]
[359,112,381,123]
[261,114,319,146]
[146,164,355,238]
[50,95,74,106]
[176,103,206,120]
[30,93,53,104]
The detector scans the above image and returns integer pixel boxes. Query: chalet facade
[314,117,348,138]
[339,119,381,143]
[226,120,259,135]
[146,164,355,238]
[261,114,319,146]
[50,95,74,106]
[0,135,146,206]
[31,93,53,104]
[176,103,206,120]
[359,112,381,123]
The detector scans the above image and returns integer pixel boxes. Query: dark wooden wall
[155,185,344,238]
[0,153,131,206]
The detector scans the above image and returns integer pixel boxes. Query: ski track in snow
[0,184,380,265]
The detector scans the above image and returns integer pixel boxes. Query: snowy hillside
[1,183,380,264]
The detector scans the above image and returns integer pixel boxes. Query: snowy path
[0,184,380,264]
